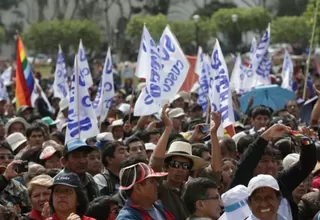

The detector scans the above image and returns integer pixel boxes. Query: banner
[196,47,210,114]
[78,39,94,88]
[53,45,69,99]
[281,50,293,91]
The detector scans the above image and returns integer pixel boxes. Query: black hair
[45,168,61,178]
[125,136,145,151]
[51,131,65,145]
[248,189,282,203]
[26,124,45,139]
[167,133,184,150]
[251,106,271,119]
[182,178,218,214]
[86,196,118,220]
[220,137,237,153]
[20,147,42,163]
[49,186,89,217]
[101,141,126,168]
[272,108,290,117]
[237,135,254,154]
[0,141,13,155]
[192,143,209,158]
[139,129,160,143]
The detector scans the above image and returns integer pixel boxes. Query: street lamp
[193,14,200,53]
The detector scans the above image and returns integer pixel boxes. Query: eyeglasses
[0,154,14,160]
[202,195,220,201]
[168,160,192,170]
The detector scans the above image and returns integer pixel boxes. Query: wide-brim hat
[165,141,207,170]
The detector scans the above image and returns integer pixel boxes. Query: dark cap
[49,172,81,189]
[63,139,93,156]
[268,117,291,127]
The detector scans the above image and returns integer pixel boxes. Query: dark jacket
[299,191,320,220]
[116,199,175,220]
[230,137,317,220]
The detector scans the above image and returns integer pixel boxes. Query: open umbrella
[239,85,295,113]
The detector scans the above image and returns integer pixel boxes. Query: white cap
[39,146,58,160]
[126,95,133,103]
[248,174,280,196]
[170,94,182,103]
[282,153,299,170]
[219,185,251,220]
[96,132,114,142]
[6,132,27,152]
[59,98,69,111]
[110,119,124,128]
[168,108,185,119]
[117,103,131,115]
[145,143,156,151]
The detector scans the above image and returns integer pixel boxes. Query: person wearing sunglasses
[0,141,31,217]
[182,178,221,220]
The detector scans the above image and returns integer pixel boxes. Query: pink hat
[39,146,58,160]
[312,177,320,189]
[119,163,167,190]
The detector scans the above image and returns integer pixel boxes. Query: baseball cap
[39,146,58,160]
[119,163,167,191]
[49,172,81,189]
[168,108,185,119]
[42,116,58,126]
[6,132,27,152]
[59,98,69,111]
[282,153,299,170]
[64,139,93,155]
[248,174,280,196]
[145,143,156,151]
[95,132,114,148]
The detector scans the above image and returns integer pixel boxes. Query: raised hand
[210,112,221,134]
[261,124,292,141]
[161,104,172,128]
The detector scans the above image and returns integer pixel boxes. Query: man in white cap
[219,185,251,220]
[247,174,285,220]
[168,107,185,133]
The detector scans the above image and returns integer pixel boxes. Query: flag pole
[75,54,81,139]
[303,0,319,100]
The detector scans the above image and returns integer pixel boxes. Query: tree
[304,0,320,43]
[276,0,309,16]
[0,27,5,44]
[126,14,217,48]
[22,20,101,55]
[271,16,310,45]
[212,7,272,33]
[194,0,236,18]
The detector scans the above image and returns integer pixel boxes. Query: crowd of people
[0,59,320,220]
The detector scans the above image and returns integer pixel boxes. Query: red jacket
[46,213,95,220]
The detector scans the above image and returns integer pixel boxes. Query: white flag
[135,24,152,79]
[1,67,12,86]
[159,25,190,102]
[195,46,203,75]
[78,39,94,88]
[31,78,53,112]
[250,37,257,62]
[197,51,210,114]
[134,87,160,116]
[65,55,99,144]
[92,47,115,122]
[53,45,69,99]
[246,24,271,90]
[209,39,235,136]
[0,78,9,101]
[230,53,243,94]
[281,50,293,91]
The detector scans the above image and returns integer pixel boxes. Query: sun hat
[109,119,124,128]
[119,162,167,191]
[59,98,69,111]
[117,103,131,115]
[28,174,53,191]
[49,172,81,189]
[168,108,185,119]
[6,132,27,152]
[5,117,29,136]
[219,185,251,220]
[165,141,207,170]
[248,174,280,196]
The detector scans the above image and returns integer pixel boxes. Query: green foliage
[271,16,310,45]
[303,0,320,43]
[126,14,217,47]
[194,0,236,18]
[276,0,309,16]
[22,20,101,54]
[0,27,5,44]
[212,7,272,33]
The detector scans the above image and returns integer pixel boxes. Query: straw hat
[165,141,207,170]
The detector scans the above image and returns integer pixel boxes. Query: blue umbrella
[239,85,295,113]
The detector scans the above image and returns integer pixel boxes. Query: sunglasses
[169,160,192,170]
[0,154,14,160]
